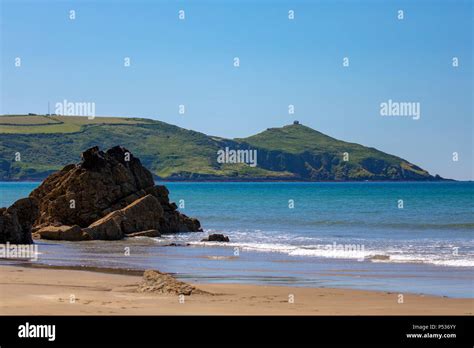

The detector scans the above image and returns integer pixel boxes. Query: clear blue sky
[1,0,472,180]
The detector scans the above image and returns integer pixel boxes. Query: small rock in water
[368,254,390,261]
[164,242,190,247]
[201,234,230,242]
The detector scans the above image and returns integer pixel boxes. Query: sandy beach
[1,265,472,315]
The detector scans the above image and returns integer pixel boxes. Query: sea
[1,181,473,298]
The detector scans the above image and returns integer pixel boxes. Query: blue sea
[1,182,473,297]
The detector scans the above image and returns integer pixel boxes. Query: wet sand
[1,265,472,315]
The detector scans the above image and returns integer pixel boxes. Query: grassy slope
[238,124,431,179]
[238,124,396,161]
[0,115,151,134]
[0,115,435,181]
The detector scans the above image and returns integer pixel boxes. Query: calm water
[1,182,473,297]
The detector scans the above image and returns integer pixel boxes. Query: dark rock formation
[0,198,38,244]
[368,254,390,261]
[164,242,190,247]
[29,146,201,240]
[137,270,207,295]
[201,234,230,242]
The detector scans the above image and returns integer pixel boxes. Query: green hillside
[238,124,434,180]
[0,115,443,181]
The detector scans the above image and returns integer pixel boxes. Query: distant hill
[0,115,444,181]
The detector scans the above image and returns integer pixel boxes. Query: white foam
[192,241,371,260]
[428,259,474,267]
[189,240,474,267]
[387,254,474,267]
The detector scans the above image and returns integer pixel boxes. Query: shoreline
[1,264,472,315]
[3,236,474,298]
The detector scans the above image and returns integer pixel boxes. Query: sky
[0,0,472,180]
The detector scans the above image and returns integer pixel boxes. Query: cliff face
[243,148,435,181]
[27,146,201,241]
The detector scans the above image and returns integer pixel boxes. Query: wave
[188,240,474,268]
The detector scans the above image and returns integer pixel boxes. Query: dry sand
[0,265,472,315]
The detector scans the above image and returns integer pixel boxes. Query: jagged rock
[201,234,230,242]
[137,270,206,296]
[127,230,161,238]
[0,198,38,244]
[36,225,91,241]
[164,242,190,247]
[83,211,123,240]
[368,254,390,261]
[84,195,164,239]
[29,146,202,240]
